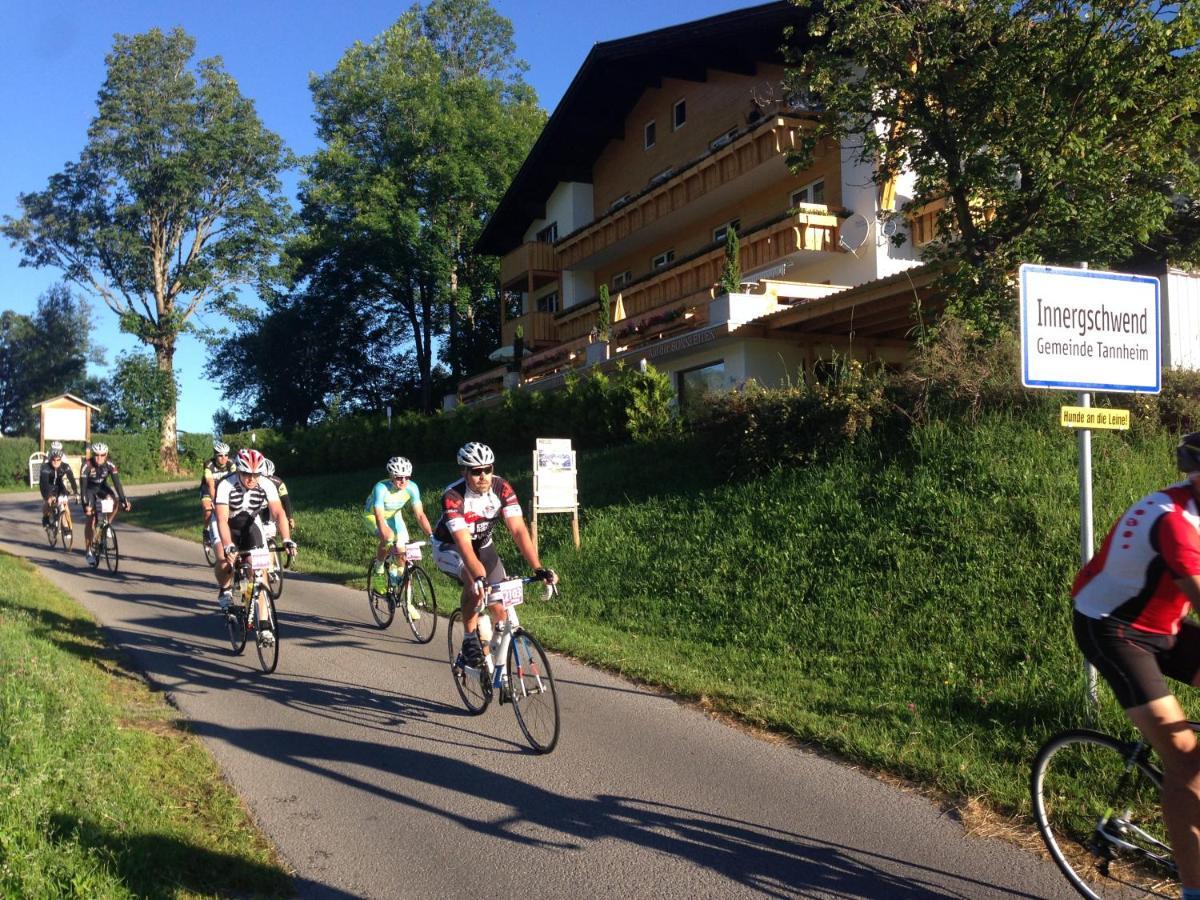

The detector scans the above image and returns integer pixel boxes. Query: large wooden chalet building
[457,1,942,408]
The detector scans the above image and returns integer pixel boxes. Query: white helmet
[213,440,230,455]
[387,456,413,478]
[261,457,276,477]
[50,440,64,452]
[456,442,494,468]
[90,442,109,455]
[235,448,265,474]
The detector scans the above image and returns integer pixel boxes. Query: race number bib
[99,497,115,514]
[489,578,524,608]
[404,542,424,562]
[248,548,273,571]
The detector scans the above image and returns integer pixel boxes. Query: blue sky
[0,0,754,433]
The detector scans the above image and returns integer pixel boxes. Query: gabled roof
[31,393,101,411]
[476,1,808,256]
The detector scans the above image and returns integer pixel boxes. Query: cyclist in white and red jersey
[1073,431,1200,897]
[432,441,557,668]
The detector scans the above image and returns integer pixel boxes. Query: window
[790,179,827,208]
[536,291,559,313]
[677,361,725,415]
[713,219,741,244]
[673,99,687,130]
[644,120,656,149]
[535,221,558,243]
[651,249,675,270]
[612,270,633,290]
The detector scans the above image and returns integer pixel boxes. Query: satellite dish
[879,217,900,243]
[838,213,871,254]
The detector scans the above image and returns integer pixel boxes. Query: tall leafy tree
[105,351,178,432]
[3,27,292,467]
[787,0,1200,335]
[0,284,99,435]
[296,0,545,411]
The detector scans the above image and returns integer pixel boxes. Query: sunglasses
[467,465,493,477]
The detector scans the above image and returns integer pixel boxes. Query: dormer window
[644,120,656,150]
[673,99,687,131]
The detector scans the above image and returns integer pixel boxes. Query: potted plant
[587,285,612,365]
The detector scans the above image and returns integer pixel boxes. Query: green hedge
[0,437,38,487]
[225,365,677,476]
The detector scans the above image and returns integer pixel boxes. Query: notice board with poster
[531,438,579,551]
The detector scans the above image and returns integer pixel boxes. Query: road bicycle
[1031,724,1192,898]
[447,573,560,754]
[86,497,121,573]
[366,539,437,643]
[43,494,75,551]
[225,546,281,674]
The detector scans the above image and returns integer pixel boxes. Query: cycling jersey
[79,459,127,509]
[39,460,78,500]
[259,474,294,523]
[1073,482,1200,635]
[432,476,521,548]
[363,479,422,540]
[214,472,280,517]
[199,457,236,498]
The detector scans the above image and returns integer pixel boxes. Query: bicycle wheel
[507,629,560,754]
[402,565,438,644]
[226,604,247,654]
[447,608,491,714]
[44,517,57,547]
[60,514,73,552]
[254,590,279,674]
[102,525,119,573]
[265,541,284,600]
[203,530,216,565]
[366,559,395,628]
[1032,729,1173,899]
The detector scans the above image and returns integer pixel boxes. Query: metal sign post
[1019,263,1161,707]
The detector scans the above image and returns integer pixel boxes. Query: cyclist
[200,440,236,556]
[1072,431,1200,898]
[79,442,131,565]
[213,448,296,638]
[258,457,295,537]
[432,441,556,669]
[364,456,434,608]
[39,446,78,533]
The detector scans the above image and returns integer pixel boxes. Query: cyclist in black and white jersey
[213,448,295,626]
[433,441,556,669]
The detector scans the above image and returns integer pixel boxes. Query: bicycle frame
[479,579,551,696]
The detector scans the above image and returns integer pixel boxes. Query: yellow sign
[1060,406,1130,430]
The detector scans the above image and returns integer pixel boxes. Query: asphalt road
[0,485,1076,898]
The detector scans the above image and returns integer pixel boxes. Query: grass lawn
[126,415,1194,821]
[0,550,292,897]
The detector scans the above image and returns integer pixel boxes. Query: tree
[3,27,292,467]
[0,284,99,435]
[106,351,178,432]
[596,284,611,342]
[787,0,1200,336]
[719,228,742,295]
[296,0,545,411]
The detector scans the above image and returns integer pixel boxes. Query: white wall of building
[561,269,594,309]
[522,181,594,242]
[1165,268,1200,370]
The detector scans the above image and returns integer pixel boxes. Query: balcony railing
[555,209,838,343]
[555,115,819,270]
[501,309,557,348]
[499,240,558,290]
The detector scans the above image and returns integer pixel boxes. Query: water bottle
[477,613,493,645]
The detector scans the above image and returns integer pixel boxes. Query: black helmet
[1178,432,1200,474]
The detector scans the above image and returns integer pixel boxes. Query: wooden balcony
[458,366,507,405]
[499,240,559,291]
[555,209,838,343]
[501,310,556,348]
[555,116,819,270]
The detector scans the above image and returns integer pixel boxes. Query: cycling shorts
[227,512,268,552]
[433,540,506,587]
[1073,610,1200,709]
[362,512,408,544]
